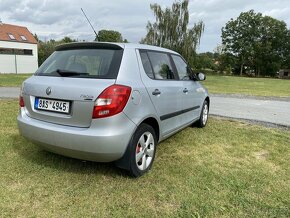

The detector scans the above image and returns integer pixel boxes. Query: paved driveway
[1,87,289,127]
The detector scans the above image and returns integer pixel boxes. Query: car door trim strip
[160,106,200,121]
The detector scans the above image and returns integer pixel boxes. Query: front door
[171,55,203,126]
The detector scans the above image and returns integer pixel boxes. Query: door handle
[183,88,188,93]
[152,89,161,96]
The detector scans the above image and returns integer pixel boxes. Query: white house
[0,22,38,74]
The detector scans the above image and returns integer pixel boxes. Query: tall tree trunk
[240,63,243,76]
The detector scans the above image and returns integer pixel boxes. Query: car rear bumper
[17,109,136,162]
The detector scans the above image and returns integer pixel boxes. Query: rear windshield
[35,49,123,79]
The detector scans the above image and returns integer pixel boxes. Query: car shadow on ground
[11,133,130,178]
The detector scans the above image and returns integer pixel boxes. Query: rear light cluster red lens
[92,84,132,119]
[19,85,25,107]
[19,95,25,107]
[19,96,25,107]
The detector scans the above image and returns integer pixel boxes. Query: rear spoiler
[56,42,124,51]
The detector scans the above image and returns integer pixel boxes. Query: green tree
[61,36,76,43]
[96,30,124,42]
[222,10,289,77]
[213,44,237,74]
[33,33,40,43]
[141,0,204,66]
[38,37,77,66]
[282,30,290,69]
[38,40,58,66]
[195,52,216,70]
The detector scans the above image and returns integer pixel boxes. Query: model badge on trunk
[46,87,52,95]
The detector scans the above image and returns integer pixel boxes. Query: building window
[284,72,289,77]
[0,48,14,55]
[8,33,16,40]
[0,47,33,56]
[23,49,32,55]
[20,35,27,41]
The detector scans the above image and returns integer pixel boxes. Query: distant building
[278,69,290,79]
[0,21,38,74]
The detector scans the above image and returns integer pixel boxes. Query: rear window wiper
[55,69,89,77]
[37,69,89,77]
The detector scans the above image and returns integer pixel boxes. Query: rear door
[171,55,203,125]
[138,50,183,136]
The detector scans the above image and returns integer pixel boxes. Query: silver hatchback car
[17,42,209,177]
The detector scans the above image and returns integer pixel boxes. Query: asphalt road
[0,87,20,98]
[0,87,289,127]
[210,95,290,127]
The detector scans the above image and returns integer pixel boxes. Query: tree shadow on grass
[11,133,130,178]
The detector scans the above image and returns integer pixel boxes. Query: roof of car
[56,42,180,55]
[123,43,179,54]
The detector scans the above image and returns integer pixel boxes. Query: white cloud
[1,0,289,52]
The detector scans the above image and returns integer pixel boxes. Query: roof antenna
[81,8,98,41]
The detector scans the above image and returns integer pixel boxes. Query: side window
[147,52,175,80]
[172,55,190,80]
[140,52,154,79]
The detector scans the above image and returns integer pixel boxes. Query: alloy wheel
[135,132,155,171]
[202,103,208,125]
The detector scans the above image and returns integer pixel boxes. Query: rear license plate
[35,98,70,114]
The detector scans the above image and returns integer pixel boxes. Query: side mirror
[187,66,197,80]
[197,73,206,81]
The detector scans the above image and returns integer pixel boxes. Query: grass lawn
[0,100,289,217]
[202,75,290,97]
[0,74,32,87]
[0,73,289,97]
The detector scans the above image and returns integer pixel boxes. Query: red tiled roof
[0,23,37,44]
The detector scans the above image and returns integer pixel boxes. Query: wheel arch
[205,96,210,108]
[115,116,160,171]
[140,117,160,142]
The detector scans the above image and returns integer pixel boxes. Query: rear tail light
[92,84,131,119]
[19,85,24,107]
[19,96,25,107]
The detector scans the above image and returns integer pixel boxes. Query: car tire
[125,124,157,177]
[195,100,209,128]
